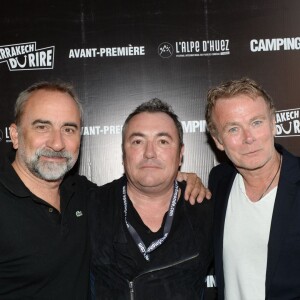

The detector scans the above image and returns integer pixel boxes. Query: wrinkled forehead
[212,94,272,125]
[21,90,81,124]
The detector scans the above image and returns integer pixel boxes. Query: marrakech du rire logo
[276,108,300,137]
[0,42,55,71]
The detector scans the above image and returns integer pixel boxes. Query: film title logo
[250,37,300,52]
[276,108,300,137]
[0,42,55,71]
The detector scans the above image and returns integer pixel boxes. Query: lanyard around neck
[122,181,179,261]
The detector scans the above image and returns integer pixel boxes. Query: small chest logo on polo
[76,211,83,217]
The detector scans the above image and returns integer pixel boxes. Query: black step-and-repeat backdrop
[1,1,300,296]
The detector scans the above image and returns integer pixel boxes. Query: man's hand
[176,172,212,204]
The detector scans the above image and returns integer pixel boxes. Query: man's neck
[12,160,62,211]
[126,182,177,232]
[238,152,281,202]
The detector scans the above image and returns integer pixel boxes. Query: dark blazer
[209,144,300,300]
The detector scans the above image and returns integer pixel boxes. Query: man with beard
[0,82,208,300]
[0,82,91,299]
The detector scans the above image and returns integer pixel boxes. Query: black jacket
[210,144,300,300]
[89,176,214,300]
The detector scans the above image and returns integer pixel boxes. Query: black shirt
[126,193,171,277]
[89,176,214,299]
[127,196,167,247]
[0,162,94,300]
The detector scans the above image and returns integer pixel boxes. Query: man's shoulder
[279,144,300,162]
[184,196,214,216]
[87,176,125,225]
[180,180,214,223]
[210,161,236,178]
[0,163,30,198]
[208,161,236,194]
[63,173,91,187]
[98,176,126,191]
[182,194,214,241]
[278,144,300,183]
[88,176,125,207]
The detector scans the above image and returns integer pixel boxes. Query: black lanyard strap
[122,181,179,261]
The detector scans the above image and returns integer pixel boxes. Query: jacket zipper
[129,281,134,300]
[127,253,199,299]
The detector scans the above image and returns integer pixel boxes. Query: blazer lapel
[214,168,236,295]
[265,150,300,295]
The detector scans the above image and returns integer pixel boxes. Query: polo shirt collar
[0,160,30,197]
[0,159,77,199]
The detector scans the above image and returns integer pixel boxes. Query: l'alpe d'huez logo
[158,40,230,58]
[158,42,174,58]
[276,108,300,137]
[0,42,55,71]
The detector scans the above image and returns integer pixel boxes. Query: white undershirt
[223,173,277,300]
